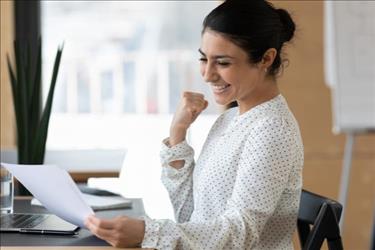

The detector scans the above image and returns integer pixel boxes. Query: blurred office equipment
[324,1,375,230]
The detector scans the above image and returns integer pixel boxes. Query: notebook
[0,213,79,235]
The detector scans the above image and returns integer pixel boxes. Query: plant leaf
[26,42,32,103]
[29,38,42,148]
[32,45,63,163]
[6,54,22,152]
[14,40,29,163]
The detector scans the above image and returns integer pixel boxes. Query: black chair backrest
[298,189,344,250]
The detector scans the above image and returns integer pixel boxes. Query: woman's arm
[160,139,195,223]
[85,117,303,249]
[168,91,208,168]
[141,117,303,249]
[160,91,208,221]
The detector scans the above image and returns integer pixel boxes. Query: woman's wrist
[169,125,187,146]
[134,219,146,246]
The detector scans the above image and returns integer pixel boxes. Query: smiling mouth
[211,84,231,94]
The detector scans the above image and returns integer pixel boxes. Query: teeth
[211,84,230,94]
[212,85,229,90]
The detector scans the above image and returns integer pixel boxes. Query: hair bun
[276,8,295,42]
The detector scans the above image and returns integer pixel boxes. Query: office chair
[297,189,344,250]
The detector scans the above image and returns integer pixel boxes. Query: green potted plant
[6,39,63,194]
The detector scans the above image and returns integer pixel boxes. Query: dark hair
[202,0,295,77]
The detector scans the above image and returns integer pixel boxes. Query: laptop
[0,213,79,235]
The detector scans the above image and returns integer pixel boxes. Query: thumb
[204,100,209,109]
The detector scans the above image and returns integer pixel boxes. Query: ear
[261,48,277,69]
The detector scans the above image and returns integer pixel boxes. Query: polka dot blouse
[141,94,304,250]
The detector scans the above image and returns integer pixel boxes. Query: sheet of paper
[1,162,94,228]
[31,193,132,211]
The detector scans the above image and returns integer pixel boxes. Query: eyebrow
[198,49,234,59]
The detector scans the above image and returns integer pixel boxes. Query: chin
[214,97,233,106]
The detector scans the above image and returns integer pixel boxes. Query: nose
[201,62,219,83]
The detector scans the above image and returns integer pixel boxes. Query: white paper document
[1,162,94,228]
[32,193,132,211]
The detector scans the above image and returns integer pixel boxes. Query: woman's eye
[199,58,207,62]
[217,61,230,66]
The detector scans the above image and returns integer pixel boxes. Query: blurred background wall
[274,2,375,249]
[1,1,374,249]
[1,0,15,148]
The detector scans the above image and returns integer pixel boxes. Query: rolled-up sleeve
[160,138,195,223]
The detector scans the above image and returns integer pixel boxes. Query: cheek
[199,64,205,77]
[220,70,236,84]
[234,68,259,85]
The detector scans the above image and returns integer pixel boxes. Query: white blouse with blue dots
[141,94,304,250]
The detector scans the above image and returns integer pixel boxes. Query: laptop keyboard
[1,214,49,229]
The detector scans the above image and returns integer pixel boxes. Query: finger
[203,100,209,109]
[107,239,119,248]
[188,100,207,114]
[189,102,204,111]
[184,95,207,107]
[195,99,209,110]
[187,93,205,101]
[93,228,114,241]
[190,92,204,99]
[190,96,206,105]
[86,220,115,240]
[87,216,117,230]
[84,215,94,229]
[183,91,204,99]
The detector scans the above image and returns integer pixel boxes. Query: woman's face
[199,30,271,111]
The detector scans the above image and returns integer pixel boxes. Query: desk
[1,197,151,250]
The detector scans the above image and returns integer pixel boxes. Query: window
[42,1,220,153]
[41,1,219,154]
[42,2,221,218]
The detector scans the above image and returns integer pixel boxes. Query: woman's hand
[85,215,145,248]
[170,91,208,146]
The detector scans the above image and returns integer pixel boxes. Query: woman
[85,1,304,249]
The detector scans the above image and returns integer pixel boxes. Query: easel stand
[338,133,355,231]
[338,131,375,249]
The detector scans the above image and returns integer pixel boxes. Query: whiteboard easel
[324,2,375,231]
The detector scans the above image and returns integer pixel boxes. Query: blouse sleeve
[141,117,300,249]
[160,138,195,223]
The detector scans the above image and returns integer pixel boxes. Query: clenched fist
[169,91,208,146]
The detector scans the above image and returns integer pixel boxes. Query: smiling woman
[199,31,279,113]
[85,1,304,249]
